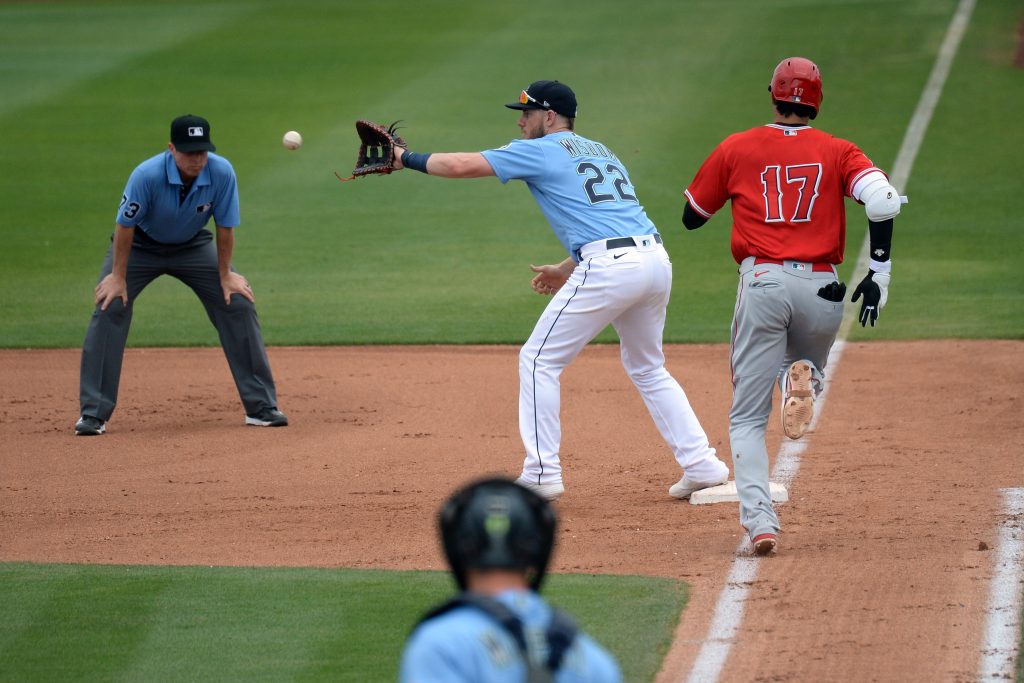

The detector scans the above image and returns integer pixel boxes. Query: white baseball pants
[518,237,726,487]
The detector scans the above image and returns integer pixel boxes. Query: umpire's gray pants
[729,257,843,539]
[79,229,278,421]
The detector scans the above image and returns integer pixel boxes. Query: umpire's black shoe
[74,415,106,436]
[245,407,289,427]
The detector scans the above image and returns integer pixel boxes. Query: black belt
[605,234,662,250]
[576,234,662,261]
[577,232,663,259]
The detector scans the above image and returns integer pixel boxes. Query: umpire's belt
[577,234,662,261]
[753,257,835,274]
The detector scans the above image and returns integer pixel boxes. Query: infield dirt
[1,341,1021,681]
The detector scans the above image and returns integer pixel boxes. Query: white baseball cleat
[515,476,564,502]
[782,360,814,440]
[668,475,728,500]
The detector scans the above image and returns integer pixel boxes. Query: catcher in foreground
[336,120,405,180]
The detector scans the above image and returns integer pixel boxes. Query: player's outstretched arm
[393,145,495,178]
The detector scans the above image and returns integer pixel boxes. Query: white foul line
[680,1,977,681]
[978,488,1024,680]
[683,557,759,683]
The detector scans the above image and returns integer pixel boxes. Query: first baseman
[682,58,902,554]
[76,114,287,435]
[392,80,730,501]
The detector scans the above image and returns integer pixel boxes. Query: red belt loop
[753,257,834,273]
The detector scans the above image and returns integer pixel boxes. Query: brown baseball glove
[336,120,406,181]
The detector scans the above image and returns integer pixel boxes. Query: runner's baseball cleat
[782,361,815,440]
[752,533,778,556]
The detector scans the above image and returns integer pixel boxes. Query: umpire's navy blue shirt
[116,151,241,244]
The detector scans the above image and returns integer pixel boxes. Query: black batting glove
[851,271,890,327]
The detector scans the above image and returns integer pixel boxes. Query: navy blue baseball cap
[506,80,578,118]
[170,114,216,152]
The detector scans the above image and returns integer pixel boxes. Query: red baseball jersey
[684,124,881,264]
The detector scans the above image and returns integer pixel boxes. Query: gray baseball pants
[729,256,843,539]
[79,229,278,421]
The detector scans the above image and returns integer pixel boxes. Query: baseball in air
[282,130,303,150]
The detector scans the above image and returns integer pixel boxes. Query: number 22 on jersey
[760,163,821,223]
[577,162,638,205]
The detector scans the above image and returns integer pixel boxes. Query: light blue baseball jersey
[481,131,657,257]
[400,589,621,683]
[116,151,240,244]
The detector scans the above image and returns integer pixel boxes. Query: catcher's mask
[440,477,556,591]
[770,56,823,116]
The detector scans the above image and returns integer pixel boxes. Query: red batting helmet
[770,57,823,114]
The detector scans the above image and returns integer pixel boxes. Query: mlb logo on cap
[171,114,217,153]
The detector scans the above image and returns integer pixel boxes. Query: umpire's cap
[506,80,578,119]
[170,114,216,152]
[440,477,557,591]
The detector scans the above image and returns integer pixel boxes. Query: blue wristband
[401,150,431,174]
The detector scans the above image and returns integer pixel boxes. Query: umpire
[75,114,286,435]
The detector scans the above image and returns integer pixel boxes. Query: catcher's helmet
[770,57,823,115]
[440,477,556,591]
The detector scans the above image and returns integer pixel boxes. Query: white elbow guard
[854,171,902,221]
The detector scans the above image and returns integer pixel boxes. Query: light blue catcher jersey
[481,131,657,257]
[116,151,240,244]
[400,589,621,683]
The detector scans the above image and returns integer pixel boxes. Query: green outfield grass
[0,563,684,681]
[0,0,1020,347]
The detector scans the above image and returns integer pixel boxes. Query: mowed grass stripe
[0,4,248,117]
[118,568,438,682]
[0,566,174,679]
[0,563,686,682]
